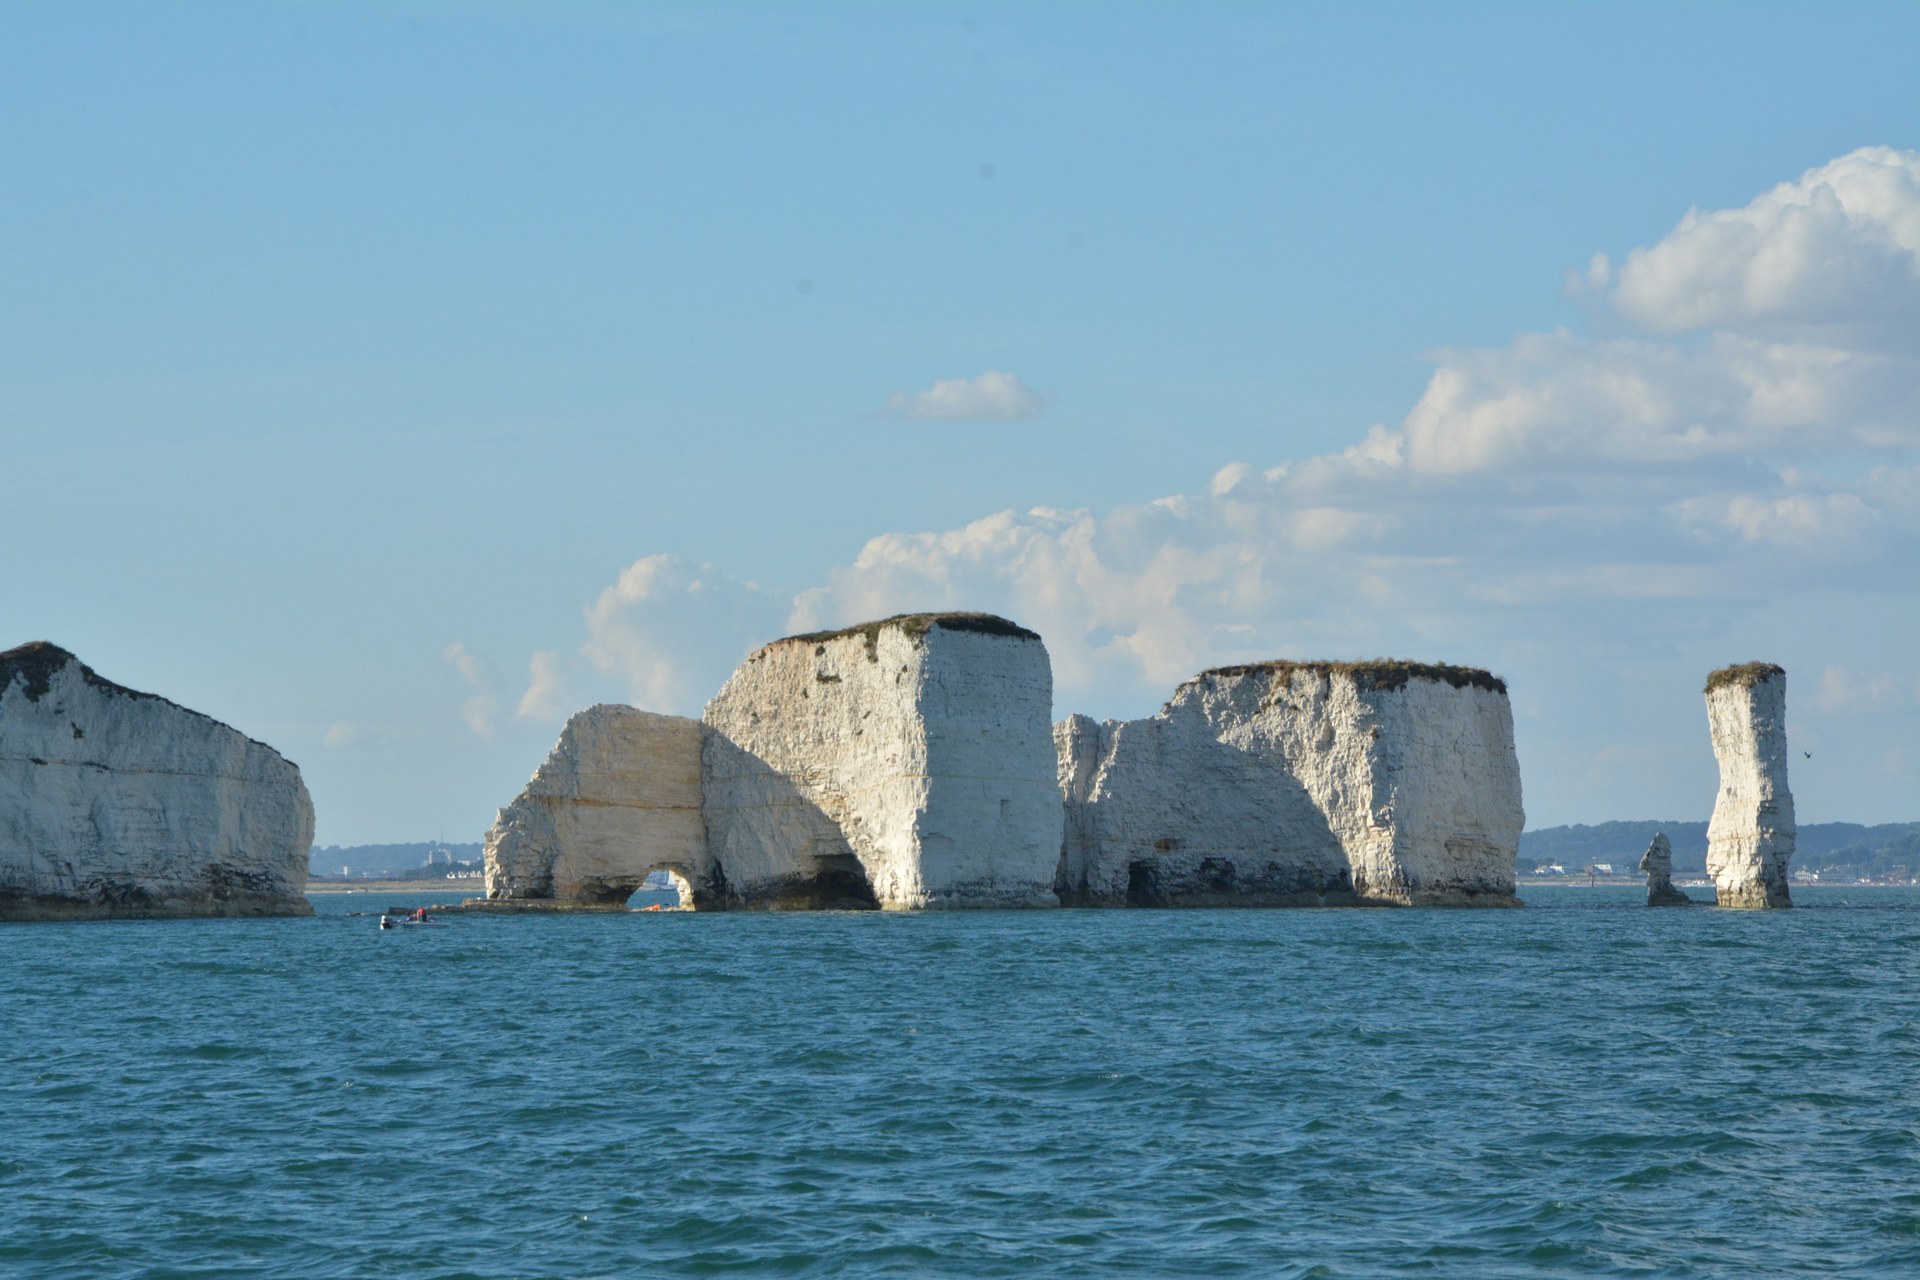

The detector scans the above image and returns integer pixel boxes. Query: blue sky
[4,3,1916,844]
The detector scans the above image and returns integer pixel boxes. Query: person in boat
[410,906,430,922]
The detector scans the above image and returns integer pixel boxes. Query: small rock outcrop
[1639,832,1695,906]
[483,705,711,909]
[1056,660,1524,907]
[1,642,314,920]
[702,613,1062,910]
[1704,663,1795,909]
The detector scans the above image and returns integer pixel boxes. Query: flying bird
[1803,751,1812,758]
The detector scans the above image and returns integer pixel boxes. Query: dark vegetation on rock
[2,641,291,762]
[1191,659,1507,696]
[0,641,163,706]
[1704,661,1785,693]
[772,613,1041,661]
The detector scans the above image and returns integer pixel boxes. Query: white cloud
[1396,330,1918,475]
[582,554,791,714]
[1602,146,1920,344]
[442,641,500,740]
[1402,148,1920,476]
[882,370,1044,421]
[1814,665,1914,715]
[322,720,357,749]
[1671,486,1880,550]
[515,650,568,722]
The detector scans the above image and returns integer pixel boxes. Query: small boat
[379,909,448,929]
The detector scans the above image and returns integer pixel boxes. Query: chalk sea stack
[480,613,1064,911]
[1639,832,1695,906]
[483,705,710,909]
[1704,663,1795,909]
[1055,660,1524,907]
[702,613,1061,909]
[0,642,314,920]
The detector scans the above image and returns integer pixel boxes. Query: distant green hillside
[1521,821,1920,878]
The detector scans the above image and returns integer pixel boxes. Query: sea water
[4,886,1917,1278]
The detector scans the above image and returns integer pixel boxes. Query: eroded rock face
[1055,661,1524,907]
[703,614,1062,910]
[1704,664,1795,909]
[1639,831,1695,906]
[483,705,711,909]
[0,642,314,920]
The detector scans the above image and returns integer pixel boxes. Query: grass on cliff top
[1705,662,1785,694]
[0,640,163,705]
[770,612,1040,661]
[1190,659,1507,696]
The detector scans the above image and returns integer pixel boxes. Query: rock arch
[483,706,717,910]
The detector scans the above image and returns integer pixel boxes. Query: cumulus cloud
[882,370,1044,421]
[515,650,569,722]
[582,554,791,714]
[442,641,500,740]
[1600,146,1920,343]
[1404,147,1920,476]
[1397,330,1918,474]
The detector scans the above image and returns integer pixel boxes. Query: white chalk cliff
[1704,663,1795,909]
[483,704,711,908]
[479,613,1063,911]
[0,642,314,920]
[703,614,1062,910]
[1056,661,1524,907]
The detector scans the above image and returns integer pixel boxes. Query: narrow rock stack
[0,642,314,920]
[1703,663,1795,910]
[1639,832,1694,906]
[1055,660,1525,907]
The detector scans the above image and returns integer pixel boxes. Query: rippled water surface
[5,885,1919,1278]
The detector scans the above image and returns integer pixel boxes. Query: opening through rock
[624,868,695,910]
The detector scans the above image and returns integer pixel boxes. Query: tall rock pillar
[1704,663,1795,909]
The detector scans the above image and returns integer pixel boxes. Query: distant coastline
[303,875,1912,896]
[307,820,1920,896]
[305,879,481,895]
[1520,820,1920,883]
